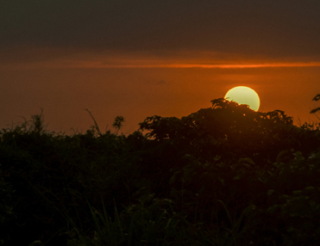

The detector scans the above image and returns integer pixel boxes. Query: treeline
[1,98,320,246]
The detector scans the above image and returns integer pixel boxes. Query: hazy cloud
[1,0,320,62]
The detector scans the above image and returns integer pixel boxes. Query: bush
[1,100,320,245]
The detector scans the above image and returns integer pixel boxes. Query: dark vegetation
[1,98,320,245]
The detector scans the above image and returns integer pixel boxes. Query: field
[1,98,320,246]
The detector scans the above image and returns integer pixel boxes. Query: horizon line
[2,61,320,70]
[77,62,320,69]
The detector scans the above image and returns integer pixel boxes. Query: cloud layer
[2,0,320,65]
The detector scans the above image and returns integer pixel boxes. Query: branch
[85,109,102,136]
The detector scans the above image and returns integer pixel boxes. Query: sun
[224,86,260,111]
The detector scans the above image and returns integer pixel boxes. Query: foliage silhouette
[311,94,320,115]
[112,116,125,135]
[139,98,310,164]
[1,100,320,245]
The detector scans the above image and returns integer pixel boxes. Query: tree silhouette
[140,98,309,163]
[112,116,125,134]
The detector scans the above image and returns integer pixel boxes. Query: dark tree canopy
[140,98,316,162]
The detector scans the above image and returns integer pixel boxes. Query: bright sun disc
[224,86,260,111]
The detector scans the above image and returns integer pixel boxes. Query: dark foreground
[1,99,320,246]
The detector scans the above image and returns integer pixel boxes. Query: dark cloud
[1,0,320,60]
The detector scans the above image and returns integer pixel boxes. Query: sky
[1,1,320,134]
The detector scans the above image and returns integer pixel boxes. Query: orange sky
[1,1,320,133]
[1,59,319,134]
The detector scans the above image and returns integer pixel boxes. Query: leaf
[267,190,275,196]
[217,177,225,185]
[310,107,320,114]
[312,94,320,101]
[238,157,255,166]
[293,151,305,161]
